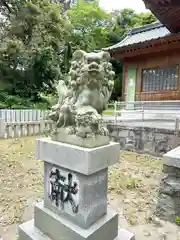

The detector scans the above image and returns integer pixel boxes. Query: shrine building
[106,0,180,103]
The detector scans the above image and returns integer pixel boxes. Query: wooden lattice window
[142,66,179,92]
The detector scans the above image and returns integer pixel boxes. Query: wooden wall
[123,49,180,101]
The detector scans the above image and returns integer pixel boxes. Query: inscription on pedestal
[48,167,79,214]
[44,162,108,228]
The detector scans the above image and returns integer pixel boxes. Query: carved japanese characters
[49,168,79,213]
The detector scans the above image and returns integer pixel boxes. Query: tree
[0,0,158,106]
[67,0,113,51]
[0,0,28,17]
[49,0,72,11]
[115,8,157,28]
[110,8,157,45]
[0,0,72,17]
[138,12,157,26]
[0,0,70,107]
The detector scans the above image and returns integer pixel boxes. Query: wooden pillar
[136,64,142,101]
[177,64,180,99]
[122,61,128,101]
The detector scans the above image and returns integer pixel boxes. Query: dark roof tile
[105,22,171,50]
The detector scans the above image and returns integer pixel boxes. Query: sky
[99,0,149,13]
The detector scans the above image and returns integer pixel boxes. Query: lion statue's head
[69,50,114,86]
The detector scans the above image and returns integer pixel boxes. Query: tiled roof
[105,22,171,51]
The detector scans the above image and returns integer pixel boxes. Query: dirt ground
[0,137,179,240]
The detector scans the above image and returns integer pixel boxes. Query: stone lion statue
[49,50,115,147]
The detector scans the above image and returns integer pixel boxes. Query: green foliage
[115,8,157,27]
[0,0,70,104]
[110,59,123,101]
[111,8,157,44]
[139,12,157,26]
[176,216,180,226]
[0,0,157,107]
[67,0,113,51]
[126,178,141,189]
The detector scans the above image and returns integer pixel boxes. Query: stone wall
[156,147,180,222]
[107,124,180,157]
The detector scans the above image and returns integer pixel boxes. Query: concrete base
[19,137,135,240]
[33,202,118,240]
[19,220,51,240]
[116,229,135,240]
[19,220,135,240]
[51,128,109,148]
[36,138,120,175]
[163,146,180,168]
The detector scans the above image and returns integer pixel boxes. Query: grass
[176,216,180,226]
[103,108,122,116]
[103,109,114,115]
[103,111,114,115]
[0,137,162,229]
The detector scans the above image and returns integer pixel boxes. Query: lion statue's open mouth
[88,63,99,72]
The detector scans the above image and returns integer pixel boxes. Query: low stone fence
[1,118,180,158]
[0,119,53,139]
[107,124,180,157]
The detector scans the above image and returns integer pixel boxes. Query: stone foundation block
[36,138,120,175]
[164,146,180,168]
[157,147,180,222]
[162,165,180,178]
[156,194,176,222]
[19,220,135,240]
[44,163,108,229]
[115,229,135,240]
[34,202,118,240]
[19,220,51,240]
[159,177,180,197]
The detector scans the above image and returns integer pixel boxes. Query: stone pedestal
[19,138,135,240]
[156,146,180,222]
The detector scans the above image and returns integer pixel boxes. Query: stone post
[156,146,180,222]
[0,119,5,139]
[19,138,135,240]
[40,120,45,135]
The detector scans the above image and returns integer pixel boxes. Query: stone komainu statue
[49,50,115,147]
